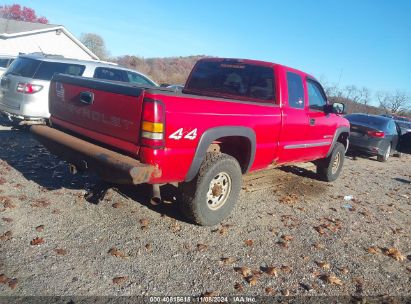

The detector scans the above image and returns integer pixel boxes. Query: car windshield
[185,61,275,102]
[345,114,389,129]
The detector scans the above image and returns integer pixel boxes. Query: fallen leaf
[8,278,17,289]
[265,287,274,294]
[383,247,405,261]
[54,248,67,255]
[312,242,325,250]
[140,218,149,230]
[202,291,219,297]
[265,267,278,277]
[108,247,128,258]
[315,261,331,270]
[235,266,252,278]
[2,217,13,223]
[247,275,258,286]
[320,274,343,286]
[314,226,326,235]
[234,282,244,292]
[281,289,290,296]
[112,276,128,284]
[338,267,349,274]
[220,257,236,266]
[0,274,8,284]
[367,246,380,254]
[277,240,289,248]
[280,265,292,273]
[279,194,298,204]
[244,239,254,246]
[0,231,12,241]
[35,225,44,232]
[30,237,44,246]
[31,199,51,208]
[281,235,294,241]
[197,244,208,252]
[145,243,152,251]
[112,202,123,208]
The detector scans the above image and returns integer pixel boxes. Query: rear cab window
[5,57,40,77]
[184,60,275,103]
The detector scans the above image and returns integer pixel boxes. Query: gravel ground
[0,117,410,299]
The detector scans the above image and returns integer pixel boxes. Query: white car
[0,53,157,123]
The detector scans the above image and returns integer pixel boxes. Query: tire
[316,142,345,182]
[377,143,391,162]
[178,152,242,226]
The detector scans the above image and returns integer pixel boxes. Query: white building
[0,18,99,60]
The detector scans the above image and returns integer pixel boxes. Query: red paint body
[49,58,349,184]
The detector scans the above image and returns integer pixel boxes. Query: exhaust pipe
[150,184,162,205]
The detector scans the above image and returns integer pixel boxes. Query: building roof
[0,18,99,60]
[0,18,57,34]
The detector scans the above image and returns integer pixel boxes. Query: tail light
[367,130,385,138]
[140,98,165,148]
[16,83,43,94]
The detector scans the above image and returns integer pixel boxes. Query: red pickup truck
[31,58,349,226]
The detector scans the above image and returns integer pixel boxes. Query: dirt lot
[0,118,410,299]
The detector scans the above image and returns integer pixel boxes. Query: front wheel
[316,142,345,182]
[178,153,242,226]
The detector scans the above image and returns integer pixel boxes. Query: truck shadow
[0,126,97,191]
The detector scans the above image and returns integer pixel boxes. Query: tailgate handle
[79,91,94,105]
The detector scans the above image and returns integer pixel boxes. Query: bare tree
[80,33,109,60]
[377,91,410,114]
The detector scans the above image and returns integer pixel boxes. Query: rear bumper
[30,125,159,185]
[348,138,384,156]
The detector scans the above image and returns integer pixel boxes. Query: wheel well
[209,136,252,173]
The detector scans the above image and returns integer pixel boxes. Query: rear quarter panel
[139,92,282,183]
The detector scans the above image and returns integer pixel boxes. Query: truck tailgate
[49,74,144,148]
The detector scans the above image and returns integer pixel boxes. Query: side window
[94,67,127,82]
[126,71,154,86]
[307,79,327,111]
[287,72,304,109]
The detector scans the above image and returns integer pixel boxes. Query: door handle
[79,91,94,105]
[309,118,315,126]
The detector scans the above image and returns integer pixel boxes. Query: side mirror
[329,102,345,114]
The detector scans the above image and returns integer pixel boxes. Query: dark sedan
[345,114,401,162]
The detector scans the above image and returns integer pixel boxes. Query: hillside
[113,55,207,85]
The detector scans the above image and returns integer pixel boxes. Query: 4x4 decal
[169,128,198,140]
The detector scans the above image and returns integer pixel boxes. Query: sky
[3,0,411,101]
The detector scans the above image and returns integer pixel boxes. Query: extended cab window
[307,79,327,111]
[287,72,304,109]
[94,67,127,82]
[184,61,275,102]
[0,59,9,68]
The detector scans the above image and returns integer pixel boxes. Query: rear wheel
[178,153,242,226]
[316,142,345,182]
[377,143,391,162]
